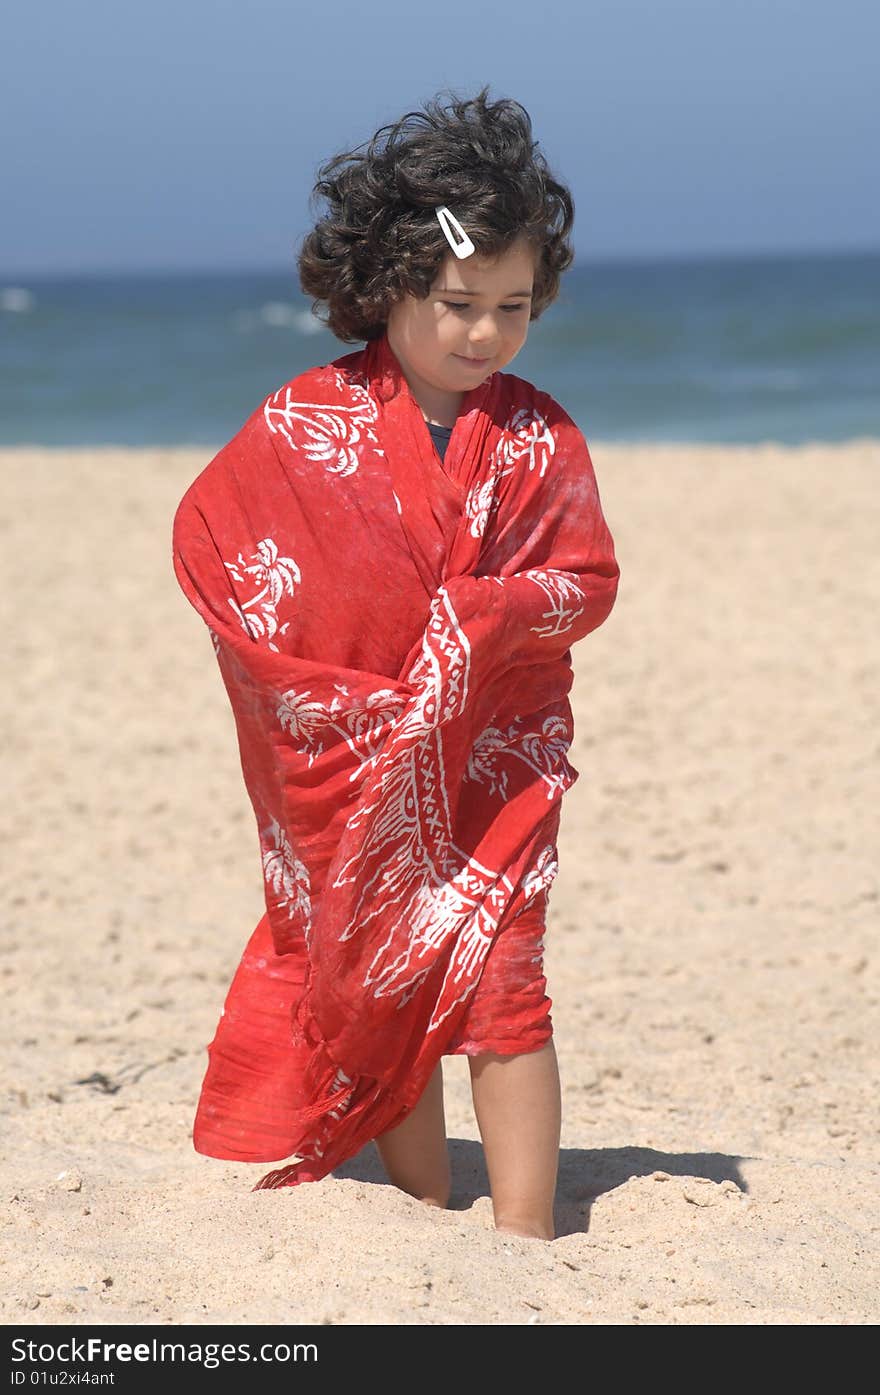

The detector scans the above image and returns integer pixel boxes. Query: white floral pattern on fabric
[526,570,587,638]
[294,586,519,1025]
[464,474,499,540]
[223,537,300,652]
[522,843,559,903]
[259,818,311,937]
[276,684,405,775]
[466,713,575,802]
[263,370,380,475]
[465,407,554,538]
[496,406,556,479]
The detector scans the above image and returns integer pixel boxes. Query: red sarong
[172,330,619,1189]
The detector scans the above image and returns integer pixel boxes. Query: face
[385,236,536,417]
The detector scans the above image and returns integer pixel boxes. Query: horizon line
[2,241,879,283]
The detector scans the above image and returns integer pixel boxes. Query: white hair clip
[435,205,475,259]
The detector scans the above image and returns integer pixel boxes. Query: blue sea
[1,249,877,446]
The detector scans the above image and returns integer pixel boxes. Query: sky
[1,0,877,275]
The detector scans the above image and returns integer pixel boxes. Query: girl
[172,87,619,1241]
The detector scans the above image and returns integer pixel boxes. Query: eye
[442,301,528,313]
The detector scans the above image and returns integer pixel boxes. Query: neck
[404,372,464,429]
[383,329,464,427]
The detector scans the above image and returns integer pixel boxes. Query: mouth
[454,354,493,366]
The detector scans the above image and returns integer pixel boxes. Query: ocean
[1,249,877,447]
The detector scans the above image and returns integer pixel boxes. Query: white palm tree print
[224,537,301,651]
[466,713,574,802]
[276,684,405,772]
[522,843,559,903]
[263,372,380,476]
[497,407,556,478]
[260,819,311,934]
[275,688,338,764]
[466,725,512,797]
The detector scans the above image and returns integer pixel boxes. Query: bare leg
[374,1060,451,1208]
[468,1039,561,1240]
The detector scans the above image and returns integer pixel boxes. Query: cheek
[436,315,461,345]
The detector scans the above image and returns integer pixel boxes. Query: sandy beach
[1,437,877,1325]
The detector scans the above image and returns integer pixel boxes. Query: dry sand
[1,439,877,1325]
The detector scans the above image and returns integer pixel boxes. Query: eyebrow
[433,288,533,298]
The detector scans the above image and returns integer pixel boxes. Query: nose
[468,311,502,350]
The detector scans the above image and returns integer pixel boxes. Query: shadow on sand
[332,1141,752,1237]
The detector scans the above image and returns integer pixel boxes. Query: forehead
[432,237,536,293]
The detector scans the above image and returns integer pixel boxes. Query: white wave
[233,302,324,335]
[1,287,34,313]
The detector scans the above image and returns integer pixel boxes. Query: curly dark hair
[297,86,575,343]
